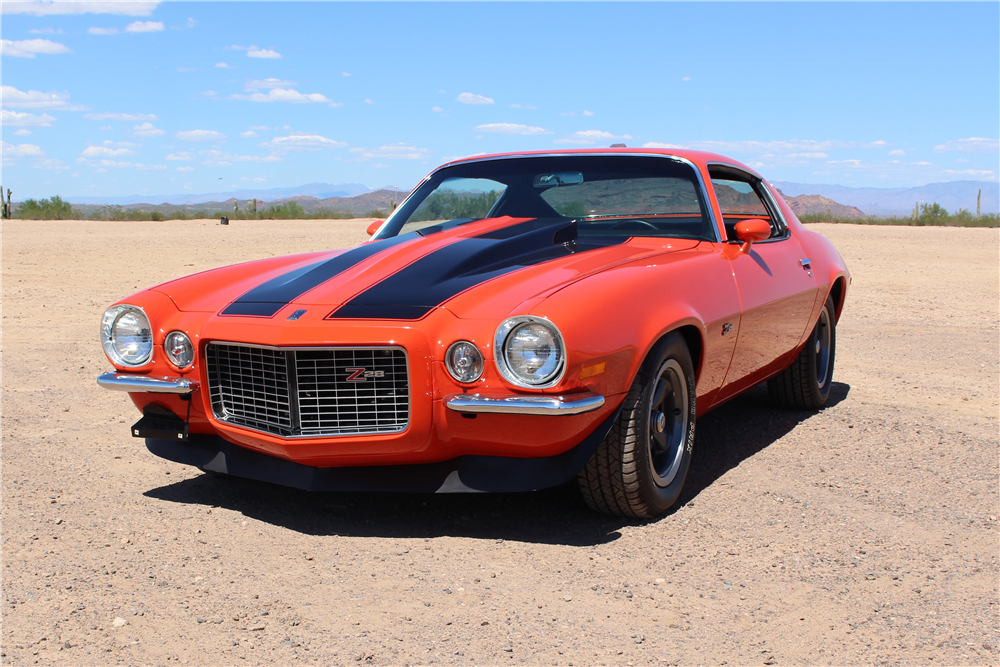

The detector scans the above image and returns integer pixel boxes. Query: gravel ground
[2,219,997,666]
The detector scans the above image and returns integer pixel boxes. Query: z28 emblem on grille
[345,368,385,381]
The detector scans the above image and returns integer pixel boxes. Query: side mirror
[734,218,771,254]
[366,219,384,237]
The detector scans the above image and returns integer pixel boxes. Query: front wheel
[768,294,837,410]
[578,333,696,518]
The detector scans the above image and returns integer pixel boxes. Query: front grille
[206,343,409,437]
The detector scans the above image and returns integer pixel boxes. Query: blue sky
[2,0,998,200]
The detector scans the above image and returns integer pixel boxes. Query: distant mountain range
[56,179,999,217]
[65,182,407,206]
[772,181,998,217]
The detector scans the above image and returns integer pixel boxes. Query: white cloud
[185,17,196,29]
[247,48,281,59]
[943,168,996,177]
[249,125,269,131]
[135,163,166,170]
[230,88,333,104]
[353,143,431,160]
[88,27,118,35]
[14,128,32,136]
[244,78,296,90]
[33,158,68,170]
[3,2,158,16]
[165,152,193,161]
[342,72,351,77]
[240,130,258,138]
[555,130,633,145]
[242,176,266,182]
[364,99,374,105]
[200,90,218,97]
[583,110,594,117]
[508,104,537,110]
[643,142,685,149]
[440,152,487,163]
[215,61,235,69]
[131,121,163,138]
[656,139,890,154]
[1,86,86,110]
[85,111,157,121]
[456,92,494,105]
[1,38,71,58]
[28,27,63,34]
[175,129,226,142]
[260,133,347,151]
[889,149,906,157]
[100,125,112,130]
[474,123,551,136]
[176,166,194,172]
[226,44,251,50]
[81,141,139,157]
[125,20,163,33]
[1,109,56,127]
[682,77,691,82]
[431,106,443,113]
[933,137,999,153]
[1,141,44,157]
[198,149,281,166]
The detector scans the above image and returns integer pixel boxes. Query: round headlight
[101,304,153,367]
[445,341,484,383]
[164,331,195,369]
[495,316,566,388]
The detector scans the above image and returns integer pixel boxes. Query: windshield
[374,156,714,241]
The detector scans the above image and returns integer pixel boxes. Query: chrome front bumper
[445,392,605,416]
[97,372,199,394]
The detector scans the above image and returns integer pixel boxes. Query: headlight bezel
[445,340,485,384]
[494,315,567,389]
[164,330,195,370]
[101,304,153,368]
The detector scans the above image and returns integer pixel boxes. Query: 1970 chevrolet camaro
[97,149,849,518]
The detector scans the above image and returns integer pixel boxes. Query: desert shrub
[262,201,306,219]
[15,195,76,220]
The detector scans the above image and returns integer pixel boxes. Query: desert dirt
[1,219,997,666]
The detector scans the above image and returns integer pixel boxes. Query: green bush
[262,201,306,219]
[15,195,76,220]
[799,202,998,228]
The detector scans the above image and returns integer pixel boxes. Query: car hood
[152,216,699,320]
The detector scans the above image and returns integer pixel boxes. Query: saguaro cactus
[5,188,11,219]
[251,197,257,214]
[977,189,981,220]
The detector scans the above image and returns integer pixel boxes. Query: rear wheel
[578,333,696,518]
[768,295,836,410]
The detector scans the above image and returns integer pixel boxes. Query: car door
[709,167,819,404]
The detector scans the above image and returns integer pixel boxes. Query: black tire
[768,295,836,410]
[578,333,696,519]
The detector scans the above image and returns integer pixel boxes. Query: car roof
[437,147,761,179]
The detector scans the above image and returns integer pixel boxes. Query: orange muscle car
[98,149,849,518]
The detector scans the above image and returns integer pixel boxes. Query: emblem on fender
[345,368,386,381]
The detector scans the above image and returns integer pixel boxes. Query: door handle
[799,258,812,269]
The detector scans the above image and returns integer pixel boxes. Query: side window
[709,172,786,242]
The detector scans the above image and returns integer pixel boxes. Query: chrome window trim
[706,161,791,243]
[376,152,722,244]
[205,341,411,439]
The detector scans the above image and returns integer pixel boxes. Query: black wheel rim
[647,359,689,488]
[815,305,832,388]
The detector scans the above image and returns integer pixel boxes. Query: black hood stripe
[326,219,627,321]
[220,233,416,317]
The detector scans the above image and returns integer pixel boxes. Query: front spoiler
[146,401,622,494]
